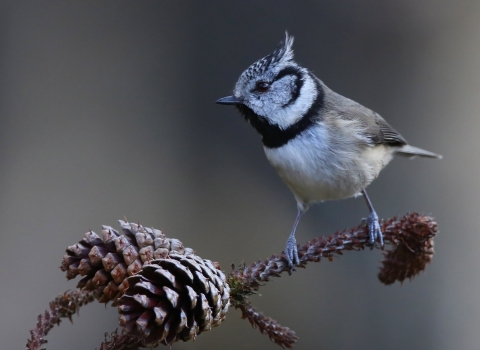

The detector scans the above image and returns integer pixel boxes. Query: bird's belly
[263,135,386,204]
[274,161,362,202]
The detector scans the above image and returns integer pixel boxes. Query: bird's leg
[361,189,384,248]
[285,209,303,268]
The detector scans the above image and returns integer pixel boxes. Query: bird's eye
[255,81,270,93]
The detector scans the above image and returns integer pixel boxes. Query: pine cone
[117,254,230,345]
[60,220,194,304]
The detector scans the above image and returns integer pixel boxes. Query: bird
[216,33,441,268]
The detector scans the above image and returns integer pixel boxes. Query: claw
[284,209,303,272]
[366,211,384,248]
[285,236,299,271]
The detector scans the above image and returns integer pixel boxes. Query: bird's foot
[364,211,384,249]
[285,236,300,272]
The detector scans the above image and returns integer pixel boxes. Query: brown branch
[27,289,101,350]
[230,213,436,291]
[29,212,436,350]
[236,303,298,349]
[227,212,437,348]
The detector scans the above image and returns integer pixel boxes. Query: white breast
[263,123,394,207]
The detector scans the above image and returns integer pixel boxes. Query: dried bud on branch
[378,214,436,284]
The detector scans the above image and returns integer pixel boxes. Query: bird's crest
[243,33,295,80]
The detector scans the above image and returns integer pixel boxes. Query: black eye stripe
[273,66,302,82]
[250,66,302,93]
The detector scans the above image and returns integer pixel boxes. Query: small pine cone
[117,254,230,345]
[60,220,194,304]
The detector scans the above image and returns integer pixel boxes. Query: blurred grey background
[1,1,478,349]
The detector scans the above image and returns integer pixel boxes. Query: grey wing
[327,89,441,158]
[348,106,441,158]
[338,98,407,147]
[366,113,407,147]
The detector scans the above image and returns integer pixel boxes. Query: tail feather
[396,145,442,159]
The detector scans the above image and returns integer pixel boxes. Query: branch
[99,329,145,350]
[27,289,101,350]
[235,303,299,348]
[30,212,436,350]
[227,213,437,347]
[230,212,436,291]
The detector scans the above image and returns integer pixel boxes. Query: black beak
[215,96,244,105]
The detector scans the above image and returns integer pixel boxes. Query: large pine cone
[60,220,194,304]
[117,254,230,345]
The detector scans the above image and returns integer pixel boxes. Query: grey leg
[285,209,303,268]
[361,189,384,248]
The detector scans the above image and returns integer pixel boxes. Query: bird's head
[216,33,318,130]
